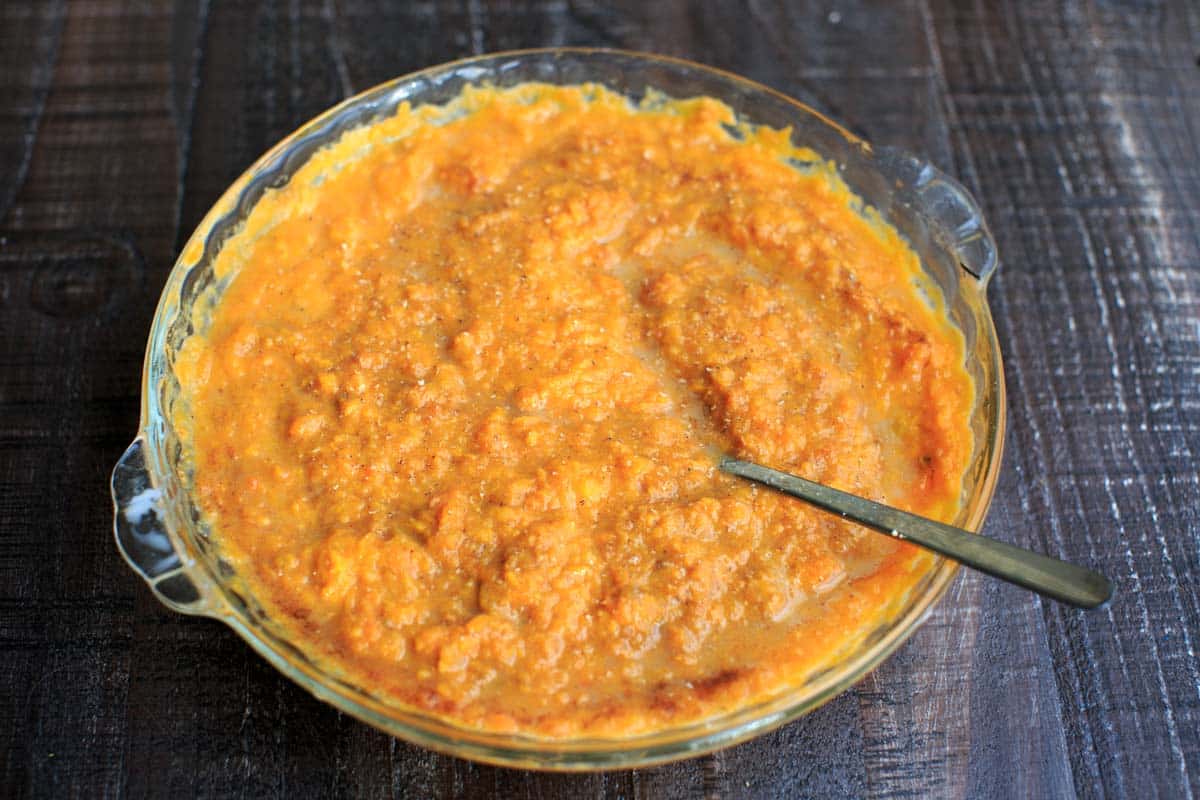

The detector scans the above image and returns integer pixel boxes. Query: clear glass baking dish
[111,48,1005,770]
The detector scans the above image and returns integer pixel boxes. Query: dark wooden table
[3,1,1198,797]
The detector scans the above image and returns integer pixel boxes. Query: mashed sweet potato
[176,83,973,736]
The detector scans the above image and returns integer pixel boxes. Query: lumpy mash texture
[177,84,973,736]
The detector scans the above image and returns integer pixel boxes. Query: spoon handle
[720,459,1113,609]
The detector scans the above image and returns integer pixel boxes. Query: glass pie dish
[111,48,1005,770]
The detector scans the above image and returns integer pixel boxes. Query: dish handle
[111,437,214,616]
[875,146,999,285]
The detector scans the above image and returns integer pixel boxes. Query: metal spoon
[720,459,1113,609]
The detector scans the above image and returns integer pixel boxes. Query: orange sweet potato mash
[176,84,973,736]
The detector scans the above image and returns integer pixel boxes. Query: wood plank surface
[1,1,1197,797]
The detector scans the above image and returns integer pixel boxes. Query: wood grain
[1,1,1197,797]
